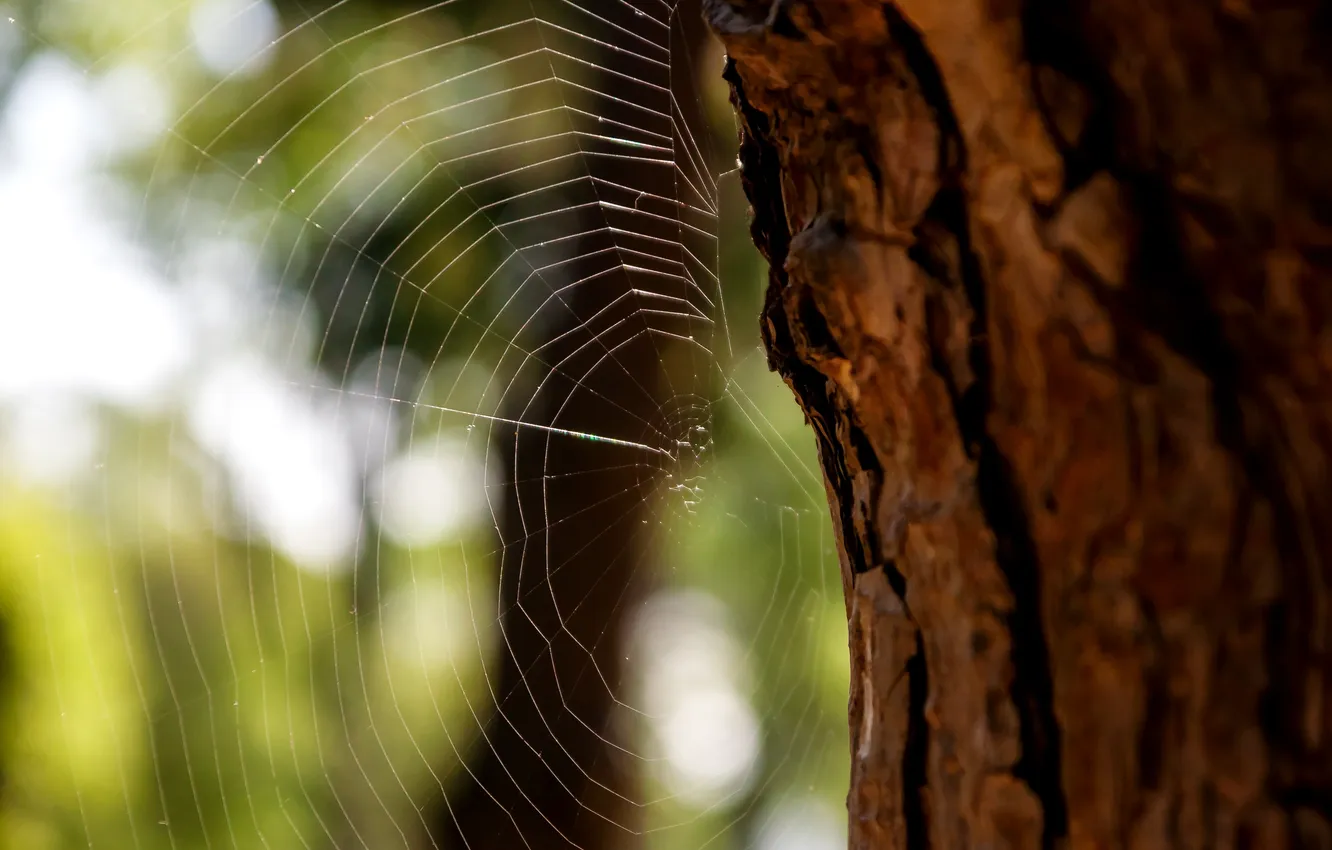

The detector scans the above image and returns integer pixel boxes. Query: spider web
[0,1,848,848]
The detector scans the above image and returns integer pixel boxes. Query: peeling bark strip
[705,0,1332,848]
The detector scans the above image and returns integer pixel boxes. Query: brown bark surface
[705,1,1332,848]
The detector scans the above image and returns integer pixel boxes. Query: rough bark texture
[705,1,1332,848]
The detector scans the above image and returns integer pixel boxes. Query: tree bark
[705,1,1332,848]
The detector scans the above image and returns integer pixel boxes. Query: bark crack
[884,5,1072,845]
[903,631,930,850]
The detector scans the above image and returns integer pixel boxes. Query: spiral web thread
[0,1,848,848]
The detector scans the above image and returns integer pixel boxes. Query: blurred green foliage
[0,0,848,847]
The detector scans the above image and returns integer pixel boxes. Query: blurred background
[0,0,849,848]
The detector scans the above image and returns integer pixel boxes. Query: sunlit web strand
[232,0,709,688]
[294,44,709,471]
[303,385,677,457]
[293,119,719,431]
[154,131,693,448]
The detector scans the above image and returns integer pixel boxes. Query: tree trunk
[432,323,655,850]
[427,4,702,845]
[705,1,1332,848]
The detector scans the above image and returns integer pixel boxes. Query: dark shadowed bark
[706,0,1332,848]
